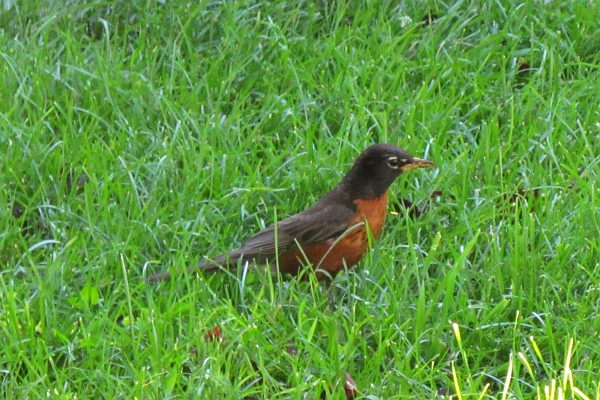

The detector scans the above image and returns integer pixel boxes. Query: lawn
[1,0,599,398]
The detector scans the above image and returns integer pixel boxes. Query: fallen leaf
[286,339,298,357]
[344,372,358,399]
[204,325,222,342]
[437,387,456,398]
[66,171,90,193]
[516,60,532,76]
[12,201,25,218]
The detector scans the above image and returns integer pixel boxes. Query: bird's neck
[341,173,388,200]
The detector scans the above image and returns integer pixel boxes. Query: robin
[148,144,435,282]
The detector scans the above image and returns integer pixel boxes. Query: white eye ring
[386,157,400,169]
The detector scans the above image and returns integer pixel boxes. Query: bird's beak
[401,157,436,171]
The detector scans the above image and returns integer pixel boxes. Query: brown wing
[147,189,356,282]
[204,190,357,270]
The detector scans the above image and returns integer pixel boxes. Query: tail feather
[146,254,234,282]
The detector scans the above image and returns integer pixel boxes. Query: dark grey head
[342,144,436,199]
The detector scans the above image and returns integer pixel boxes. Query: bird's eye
[386,157,401,169]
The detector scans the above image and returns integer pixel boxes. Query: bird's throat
[352,191,388,240]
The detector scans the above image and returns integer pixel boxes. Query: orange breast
[277,192,388,279]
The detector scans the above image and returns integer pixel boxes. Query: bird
[147,144,435,282]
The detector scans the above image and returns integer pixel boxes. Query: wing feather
[213,195,356,268]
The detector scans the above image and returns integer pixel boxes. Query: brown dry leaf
[204,325,223,342]
[344,372,358,399]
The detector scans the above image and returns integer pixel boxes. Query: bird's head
[343,144,436,199]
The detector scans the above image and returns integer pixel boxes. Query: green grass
[1,0,599,398]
